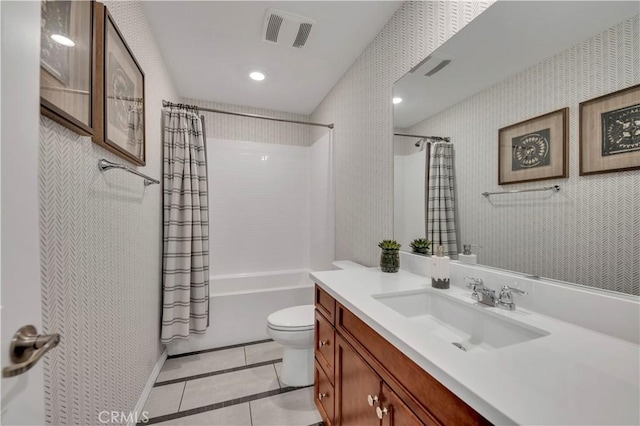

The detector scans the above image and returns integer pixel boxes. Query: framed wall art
[93,2,146,166]
[40,0,94,135]
[579,84,640,175]
[498,108,568,185]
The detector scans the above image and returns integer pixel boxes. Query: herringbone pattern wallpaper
[408,15,640,295]
[311,1,495,266]
[39,1,178,423]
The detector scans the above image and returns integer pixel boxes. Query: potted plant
[378,239,401,273]
[410,238,431,255]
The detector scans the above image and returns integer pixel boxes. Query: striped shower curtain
[161,104,209,343]
[426,142,459,257]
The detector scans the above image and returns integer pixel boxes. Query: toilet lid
[267,304,314,331]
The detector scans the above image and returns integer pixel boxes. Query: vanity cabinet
[314,284,491,426]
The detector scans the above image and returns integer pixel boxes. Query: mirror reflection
[393,1,639,295]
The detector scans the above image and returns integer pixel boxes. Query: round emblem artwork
[602,105,640,156]
[513,133,550,168]
[111,67,132,132]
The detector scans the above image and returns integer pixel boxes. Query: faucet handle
[500,285,527,296]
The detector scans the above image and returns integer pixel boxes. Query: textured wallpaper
[182,98,313,147]
[408,16,640,295]
[310,1,494,266]
[39,1,178,424]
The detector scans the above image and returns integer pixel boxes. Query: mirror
[393,1,639,295]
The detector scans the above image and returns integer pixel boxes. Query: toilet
[267,304,315,387]
[267,261,366,387]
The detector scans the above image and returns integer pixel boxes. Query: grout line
[154,358,283,387]
[177,381,187,412]
[248,398,254,426]
[243,345,247,366]
[167,339,273,359]
[141,384,313,425]
[273,363,282,389]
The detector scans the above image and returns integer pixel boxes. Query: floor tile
[180,364,280,411]
[157,347,246,382]
[156,403,251,425]
[250,388,322,426]
[245,341,284,365]
[143,382,185,419]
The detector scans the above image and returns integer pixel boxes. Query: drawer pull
[318,392,327,400]
[319,340,329,348]
[376,406,389,419]
[367,394,379,406]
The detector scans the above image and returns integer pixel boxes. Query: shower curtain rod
[162,100,334,129]
[394,132,450,142]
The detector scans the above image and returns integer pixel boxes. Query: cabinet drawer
[315,284,336,324]
[336,303,489,426]
[315,309,335,382]
[315,361,335,426]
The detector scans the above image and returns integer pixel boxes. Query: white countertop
[311,268,640,426]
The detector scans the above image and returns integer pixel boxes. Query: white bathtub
[166,269,314,356]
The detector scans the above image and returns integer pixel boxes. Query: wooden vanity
[314,284,491,426]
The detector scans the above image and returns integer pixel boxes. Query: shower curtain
[426,142,459,257]
[161,103,210,343]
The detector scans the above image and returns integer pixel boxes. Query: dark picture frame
[498,108,568,185]
[40,0,95,136]
[93,2,146,166]
[579,84,640,176]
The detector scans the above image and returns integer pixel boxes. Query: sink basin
[372,289,549,352]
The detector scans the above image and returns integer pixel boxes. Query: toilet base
[279,347,314,387]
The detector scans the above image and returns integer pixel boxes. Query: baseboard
[129,349,168,426]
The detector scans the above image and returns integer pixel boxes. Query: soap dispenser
[431,245,450,289]
[459,244,481,264]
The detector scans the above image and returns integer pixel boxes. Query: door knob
[376,406,390,419]
[318,392,327,400]
[367,394,379,406]
[3,325,60,378]
[319,340,328,348]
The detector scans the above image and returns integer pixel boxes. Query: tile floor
[143,340,323,426]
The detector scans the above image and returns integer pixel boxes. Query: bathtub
[166,269,314,356]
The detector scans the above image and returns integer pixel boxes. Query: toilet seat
[267,304,314,332]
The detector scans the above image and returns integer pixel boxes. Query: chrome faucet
[465,277,527,311]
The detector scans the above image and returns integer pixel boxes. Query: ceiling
[393,1,640,129]
[143,1,402,115]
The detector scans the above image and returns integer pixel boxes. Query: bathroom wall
[310,1,495,266]
[183,97,312,147]
[407,15,640,295]
[38,1,178,423]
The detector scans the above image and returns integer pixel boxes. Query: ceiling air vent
[262,8,315,49]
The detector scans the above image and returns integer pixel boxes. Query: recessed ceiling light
[249,71,266,81]
[392,97,403,104]
[51,34,75,47]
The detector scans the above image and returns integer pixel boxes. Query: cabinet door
[379,383,424,426]
[336,336,382,426]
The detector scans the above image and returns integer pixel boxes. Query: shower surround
[168,133,334,355]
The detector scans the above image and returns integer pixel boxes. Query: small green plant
[378,239,401,250]
[410,238,431,253]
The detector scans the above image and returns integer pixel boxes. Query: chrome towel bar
[482,185,560,197]
[98,159,160,186]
